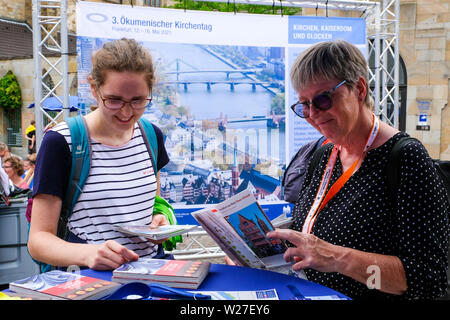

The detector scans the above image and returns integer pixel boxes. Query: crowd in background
[0,120,37,198]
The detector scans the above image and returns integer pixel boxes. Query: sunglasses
[290,80,347,119]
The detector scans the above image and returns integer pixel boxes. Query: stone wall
[305,1,449,159]
[0,1,31,24]
[399,0,449,159]
[0,56,78,154]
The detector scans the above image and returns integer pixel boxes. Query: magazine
[114,224,198,241]
[9,270,120,300]
[112,258,211,289]
[191,188,298,274]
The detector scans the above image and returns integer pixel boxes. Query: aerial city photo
[78,38,286,206]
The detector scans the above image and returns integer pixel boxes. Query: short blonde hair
[0,142,8,152]
[89,38,155,91]
[290,39,372,107]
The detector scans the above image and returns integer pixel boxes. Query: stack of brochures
[112,258,211,289]
[9,270,120,300]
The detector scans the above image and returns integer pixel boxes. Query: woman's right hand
[85,240,139,270]
[29,194,139,271]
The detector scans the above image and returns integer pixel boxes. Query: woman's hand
[85,240,139,270]
[266,229,341,273]
[147,214,170,245]
[267,228,407,295]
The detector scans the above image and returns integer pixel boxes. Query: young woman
[28,38,170,271]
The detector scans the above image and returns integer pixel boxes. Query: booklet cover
[114,224,198,241]
[9,270,120,300]
[112,258,211,289]
[191,188,292,271]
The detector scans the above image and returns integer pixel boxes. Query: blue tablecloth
[81,263,350,300]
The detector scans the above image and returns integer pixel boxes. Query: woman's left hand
[266,229,341,273]
[148,214,170,244]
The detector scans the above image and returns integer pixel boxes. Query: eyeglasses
[97,91,152,110]
[290,80,347,119]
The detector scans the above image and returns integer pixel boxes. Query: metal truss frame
[32,0,399,260]
[32,0,70,149]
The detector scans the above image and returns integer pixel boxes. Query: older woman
[268,40,449,300]
[28,38,170,271]
[3,155,28,189]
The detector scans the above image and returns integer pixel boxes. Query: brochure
[191,188,295,273]
[112,258,210,289]
[114,224,198,241]
[9,270,120,300]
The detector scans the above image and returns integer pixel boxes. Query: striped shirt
[33,120,169,258]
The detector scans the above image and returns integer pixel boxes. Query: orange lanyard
[302,114,380,234]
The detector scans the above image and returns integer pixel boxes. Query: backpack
[58,116,159,240]
[385,136,450,300]
[385,136,450,205]
[282,136,327,204]
[28,115,177,272]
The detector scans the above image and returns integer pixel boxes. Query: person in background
[0,164,10,198]
[24,120,37,155]
[22,153,36,190]
[28,38,171,271]
[3,155,29,189]
[0,142,16,165]
[267,39,449,300]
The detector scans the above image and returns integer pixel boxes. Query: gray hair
[290,39,372,107]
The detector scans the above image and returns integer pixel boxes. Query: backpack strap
[138,117,158,173]
[282,136,326,187]
[138,118,182,249]
[386,136,418,196]
[59,115,91,240]
[306,142,334,186]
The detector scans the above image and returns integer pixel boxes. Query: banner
[77,2,366,223]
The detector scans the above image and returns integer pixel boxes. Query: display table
[81,263,350,300]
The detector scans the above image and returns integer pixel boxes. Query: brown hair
[4,156,24,176]
[89,38,155,90]
[27,153,37,165]
[290,39,373,107]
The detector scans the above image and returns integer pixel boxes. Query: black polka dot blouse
[292,132,449,300]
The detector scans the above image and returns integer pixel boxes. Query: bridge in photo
[165,69,259,79]
[163,79,279,92]
[162,58,280,95]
